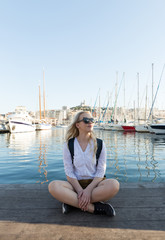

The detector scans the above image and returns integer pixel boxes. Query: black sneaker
[94,202,116,217]
[62,203,72,214]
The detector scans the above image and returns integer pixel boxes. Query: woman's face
[76,112,94,133]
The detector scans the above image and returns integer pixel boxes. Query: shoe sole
[108,203,116,217]
[62,203,67,214]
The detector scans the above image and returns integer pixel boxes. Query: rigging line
[140,66,153,108]
[127,82,135,108]
[92,88,100,115]
[99,92,108,121]
[110,72,124,122]
[147,64,165,121]
[102,91,109,109]
[101,92,111,121]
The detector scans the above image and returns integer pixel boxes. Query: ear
[76,123,79,129]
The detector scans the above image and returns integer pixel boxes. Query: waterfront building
[0,114,6,121]
[2,104,165,128]
[15,106,27,113]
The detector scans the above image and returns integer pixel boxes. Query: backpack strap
[96,138,103,166]
[68,137,103,166]
[68,137,75,163]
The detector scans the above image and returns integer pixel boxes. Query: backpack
[68,137,103,166]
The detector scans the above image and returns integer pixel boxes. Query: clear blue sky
[1,0,165,114]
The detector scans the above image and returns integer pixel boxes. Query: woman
[48,111,119,216]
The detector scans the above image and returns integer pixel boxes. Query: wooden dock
[0,183,165,240]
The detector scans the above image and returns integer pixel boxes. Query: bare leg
[91,179,120,203]
[48,179,119,213]
[48,180,82,208]
[48,180,98,213]
[87,179,120,212]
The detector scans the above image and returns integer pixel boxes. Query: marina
[0,128,165,184]
[1,1,165,239]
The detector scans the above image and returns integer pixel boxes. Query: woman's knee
[48,180,61,195]
[106,179,120,194]
[111,179,120,193]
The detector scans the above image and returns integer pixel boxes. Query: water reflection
[1,128,165,183]
[35,131,52,184]
[35,128,66,184]
[7,132,36,155]
[136,136,142,181]
[95,130,165,182]
[151,134,165,145]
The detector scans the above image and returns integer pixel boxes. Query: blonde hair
[65,111,97,155]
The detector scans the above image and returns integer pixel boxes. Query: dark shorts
[78,177,106,189]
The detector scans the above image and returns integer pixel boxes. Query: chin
[87,127,93,132]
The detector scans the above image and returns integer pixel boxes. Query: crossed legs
[48,179,119,213]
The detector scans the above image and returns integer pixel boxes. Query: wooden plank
[0,184,46,189]
[0,182,165,189]
[120,182,165,188]
[0,187,165,198]
[0,189,50,198]
[0,207,165,222]
[0,196,164,209]
[116,188,165,197]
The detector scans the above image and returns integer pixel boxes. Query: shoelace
[97,206,107,213]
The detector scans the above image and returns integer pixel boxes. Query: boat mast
[137,73,139,124]
[99,91,101,125]
[123,72,125,122]
[152,63,154,123]
[114,71,118,123]
[147,63,165,122]
[92,88,100,117]
[39,85,42,120]
[43,70,46,119]
[145,85,148,121]
[134,100,136,123]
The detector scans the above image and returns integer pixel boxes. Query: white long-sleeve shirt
[63,138,106,180]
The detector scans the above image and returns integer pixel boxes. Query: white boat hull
[56,125,68,128]
[93,125,103,130]
[102,124,111,131]
[135,125,150,133]
[7,112,36,133]
[150,124,165,135]
[36,123,52,130]
[111,124,123,131]
[103,124,123,131]
[8,120,36,133]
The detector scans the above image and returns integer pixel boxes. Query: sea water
[0,128,165,184]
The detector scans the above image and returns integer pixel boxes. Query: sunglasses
[77,117,95,124]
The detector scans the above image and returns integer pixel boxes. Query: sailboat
[135,73,150,133]
[148,64,165,134]
[36,71,52,131]
[108,72,129,131]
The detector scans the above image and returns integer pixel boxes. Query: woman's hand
[78,188,92,211]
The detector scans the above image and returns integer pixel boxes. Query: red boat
[122,125,136,132]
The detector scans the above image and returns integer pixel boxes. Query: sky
[1,0,165,114]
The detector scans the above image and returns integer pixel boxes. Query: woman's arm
[67,175,87,210]
[78,177,103,211]
[85,177,103,192]
[63,142,77,179]
[66,176,104,211]
[66,175,83,194]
